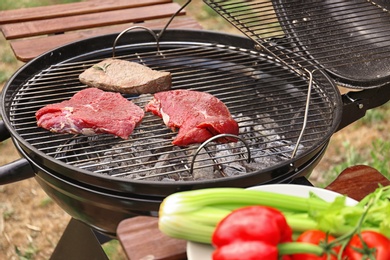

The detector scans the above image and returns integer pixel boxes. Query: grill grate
[204,0,390,88]
[8,41,337,181]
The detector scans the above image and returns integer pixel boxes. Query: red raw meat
[36,88,144,139]
[145,89,239,146]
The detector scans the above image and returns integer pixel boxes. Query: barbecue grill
[1,29,339,196]
[1,0,390,258]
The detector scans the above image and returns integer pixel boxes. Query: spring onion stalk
[159,186,390,244]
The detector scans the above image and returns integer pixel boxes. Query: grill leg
[50,218,109,260]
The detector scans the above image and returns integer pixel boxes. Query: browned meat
[79,58,171,94]
[36,88,144,139]
[145,89,239,146]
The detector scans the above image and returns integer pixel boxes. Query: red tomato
[343,230,390,260]
[292,230,339,260]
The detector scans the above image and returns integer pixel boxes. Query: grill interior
[204,0,390,88]
[8,39,338,181]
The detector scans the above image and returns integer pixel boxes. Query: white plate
[186,184,358,260]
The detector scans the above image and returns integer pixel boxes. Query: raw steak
[79,58,171,94]
[145,90,239,146]
[36,88,144,139]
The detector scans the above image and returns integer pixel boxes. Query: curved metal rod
[189,134,251,175]
[157,0,192,39]
[291,68,313,158]
[112,0,192,57]
[112,26,160,57]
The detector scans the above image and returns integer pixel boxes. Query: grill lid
[204,0,390,88]
[1,30,341,194]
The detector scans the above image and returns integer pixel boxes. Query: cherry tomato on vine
[292,230,339,260]
[343,230,390,260]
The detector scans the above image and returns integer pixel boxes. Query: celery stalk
[160,188,331,214]
[159,215,216,243]
[158,186,390,244]
[159,187,330,244]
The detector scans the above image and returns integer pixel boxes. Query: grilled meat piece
[145,89,239,146]
[36,88,144,139]
[79,58,171,94]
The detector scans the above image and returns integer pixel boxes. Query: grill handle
[337,85,390,131]
[0,158,35,185]
[0,120,11,142]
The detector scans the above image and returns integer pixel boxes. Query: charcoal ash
[54,109,304,182]
[207,113,304,177]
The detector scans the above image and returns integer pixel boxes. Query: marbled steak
[36,88,144,139]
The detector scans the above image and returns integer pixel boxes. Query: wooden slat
[9,17,203,62]
[1,3,185,39]
[0,0,172,24]
[0,0,202,61]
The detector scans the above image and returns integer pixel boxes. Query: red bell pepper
[342,230,390,260]
[213,240,278,260]
[211,206,293,260]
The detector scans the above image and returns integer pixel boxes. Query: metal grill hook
[189,134,251,176]
[112,0,192,57]
[113,26,160,57]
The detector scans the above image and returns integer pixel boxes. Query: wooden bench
[0,0,202,62]
[116,165,390,260]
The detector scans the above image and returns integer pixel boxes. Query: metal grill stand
[50,218,111,260]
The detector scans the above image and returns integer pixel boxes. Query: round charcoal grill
[1,26,388,239]
[1,30,340,197]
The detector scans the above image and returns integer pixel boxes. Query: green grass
[317,138,390,188]
[175,0,239,33]
[2,208,14,220]
[0,36,21,85]
[39,196,53,207]
[317,141,366,188]
[0,0,80,10]
[370,139,390,177]
[0,71,9,84]
[102,240,126,260]
[358,102,390,127]
[15,244,39,260]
